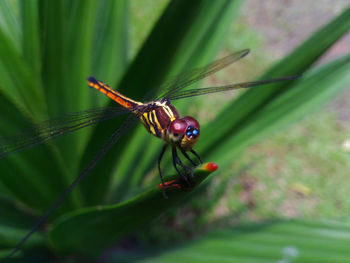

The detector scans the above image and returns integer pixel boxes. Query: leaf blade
[49,163,218,256]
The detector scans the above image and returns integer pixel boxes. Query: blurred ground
[241,0,350,124]
[243,0,350,58]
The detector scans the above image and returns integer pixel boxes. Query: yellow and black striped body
[139,100,179,139]
[87,77,179,140]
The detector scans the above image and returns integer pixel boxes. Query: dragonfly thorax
[167,116,200,150]
[139,100,180,138]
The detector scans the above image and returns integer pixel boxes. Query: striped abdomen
[87,77,142,109]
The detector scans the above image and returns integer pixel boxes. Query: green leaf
[50,0,99,192]
[20,0,41,79]
[0,92,73,211]
[108,220,350,263]
[0,27,45,119]
[0,225,43,249]
[0,196,44,250]
[64,0,98,112]
[0,0,129,214]
[0,0,21,52]
[49,163,218,256]
[91,0,129,97]
[39,0,66,116]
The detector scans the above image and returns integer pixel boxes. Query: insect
[1,49,299,258]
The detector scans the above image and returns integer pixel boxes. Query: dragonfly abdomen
[87,77,142,109]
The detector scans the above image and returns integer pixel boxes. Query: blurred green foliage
[0,0,349,262]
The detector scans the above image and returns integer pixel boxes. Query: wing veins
[167,75,301,100]
[156,49,250,100]
[0,106,130,159]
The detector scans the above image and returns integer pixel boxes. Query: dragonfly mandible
[2,49,300,258]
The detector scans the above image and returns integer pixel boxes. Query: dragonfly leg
[172,147,193,183]
[158,144,169,199]
[180,149,197,166]
[172,147,194,180]
[179,148,202,167]
[190,149,203,164]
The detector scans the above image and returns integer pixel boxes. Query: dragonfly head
[168,116,200,150]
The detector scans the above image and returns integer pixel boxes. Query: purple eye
[183,116,200,129]
[182,116,200,139]
[169,119,187,135]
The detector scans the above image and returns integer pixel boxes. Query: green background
[0,0,349,262]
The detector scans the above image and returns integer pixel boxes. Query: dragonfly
[2,49,300,258]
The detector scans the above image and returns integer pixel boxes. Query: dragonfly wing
[155,49,250,100]
[0,106,131,159]
[166,75,301,100]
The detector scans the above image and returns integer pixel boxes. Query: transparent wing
[166,75,301,100]
[155,49,250,100]
[0,106,131,159]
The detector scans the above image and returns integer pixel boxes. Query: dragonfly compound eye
[182,116,200,130]
[186,126,200,139]
[178,116,200,150]
[169,119,187,137]
[182,116,200,139]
